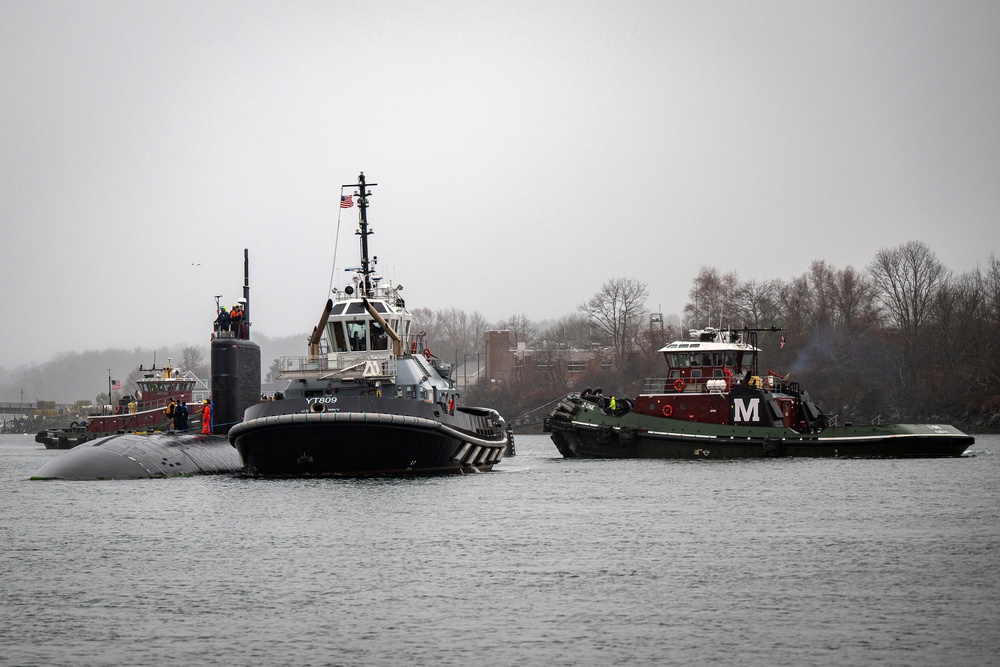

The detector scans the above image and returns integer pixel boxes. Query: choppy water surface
[1,433,997,666]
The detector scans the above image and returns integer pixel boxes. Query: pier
[0,402,35,415]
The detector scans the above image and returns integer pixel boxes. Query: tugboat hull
[231,416,504,476]
[546,398,973,459]
[229,401,508,477]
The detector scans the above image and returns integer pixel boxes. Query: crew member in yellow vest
[165,398,177,429]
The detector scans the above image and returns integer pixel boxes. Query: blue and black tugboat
[228,172,509,476]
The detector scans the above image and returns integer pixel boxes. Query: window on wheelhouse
[736,351,755,372]
[328,322,349,352]
[369,320,388,351]
[346,320,367,351]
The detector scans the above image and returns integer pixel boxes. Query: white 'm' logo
[733,398,759,422]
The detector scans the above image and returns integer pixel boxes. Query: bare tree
[123,366,143,398]
[980,255,1000,398]
[539,313,598,349]
[683,267,740,328]
[831,265,877,328]
[868,240,949,335]
[434,307,491,358]
[930,270,984,382]
[180,346,207,377]
[468,311,490,354]
[733,278,780,328]
[985,254,1000,325]
[579,277,649,368]
[495,314,539,347]
[776,274,813,335]
[409,307,440,347]
[808,260,837,328]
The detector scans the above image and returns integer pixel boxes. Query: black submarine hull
[30,432,242,480]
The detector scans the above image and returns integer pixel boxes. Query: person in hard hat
[215,306,230,337]
[176,401,189,431]
[165,397,177,429]
[229,304,242,338]
[200,398,213,434]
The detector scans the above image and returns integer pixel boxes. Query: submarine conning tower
[211,248,261,435]
[211,337,260,435]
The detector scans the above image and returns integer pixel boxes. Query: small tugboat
[35,363,204,449]
[545,326,974,459]
[228,172,509,476]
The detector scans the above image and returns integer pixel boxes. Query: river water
[1,433,997,666]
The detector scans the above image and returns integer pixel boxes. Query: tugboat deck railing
[641,377,730,394]
[277,354,398,380]
[641,375,790,394]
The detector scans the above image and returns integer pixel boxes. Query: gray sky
[2,1,998,368]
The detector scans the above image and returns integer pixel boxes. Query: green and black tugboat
[545,326,974,459]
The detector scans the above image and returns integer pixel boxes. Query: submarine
[31,252,261,481]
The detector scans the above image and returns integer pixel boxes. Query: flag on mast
[340,194,354,208]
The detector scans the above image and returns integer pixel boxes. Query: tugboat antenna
[343,172,378,296]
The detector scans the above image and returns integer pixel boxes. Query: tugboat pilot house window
[369,320,388,351]
[347,321,367,351]
[330,322,348,352]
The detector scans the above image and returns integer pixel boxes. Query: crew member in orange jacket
[201,399,212,434]
[229,305,242,338]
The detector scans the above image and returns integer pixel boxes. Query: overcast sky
[2,1,998,368]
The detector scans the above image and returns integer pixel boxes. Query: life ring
[673,379,685,392]
[662,404,673,417]
[423,348,432,359]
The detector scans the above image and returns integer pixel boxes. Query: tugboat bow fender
[228,411,508,449]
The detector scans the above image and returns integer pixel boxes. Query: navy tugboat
[545,326,974,459]
[228,172,509,476]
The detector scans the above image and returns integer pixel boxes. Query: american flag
[340,194,354,208]
[111,380,121,390]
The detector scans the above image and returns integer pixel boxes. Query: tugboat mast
[344,171,378,296]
